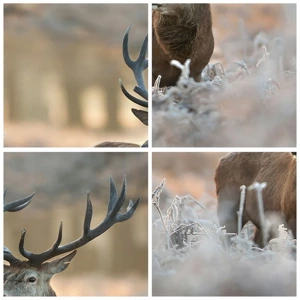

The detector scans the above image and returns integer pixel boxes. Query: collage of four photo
[3,2,296,297]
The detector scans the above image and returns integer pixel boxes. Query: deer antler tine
[135,34,148,88]
[122,25,134,67]
[134,34,148,89]
[19,223,63,265]
[4,190,35,265]
[119,79,148,106]
[6,200,32,212]
[139,35,148,69]
[109,176,127,216]
[4,246,21,264]
[4,187,7,204]
[4,191,36,212]
[123,25,148,84]
[107,176,118,214]
[120,25,148,106]
[116,197,140,222]
[83,191,93,235]
[19,229,29,258]
[51,222,63,251]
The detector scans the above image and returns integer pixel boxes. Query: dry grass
[152,179,296,296]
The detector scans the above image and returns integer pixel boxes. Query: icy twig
[181,195,210,213]
[256,45,270,67]
[237,185,246,236]
[152,179,173,248]
[248,182,267,247]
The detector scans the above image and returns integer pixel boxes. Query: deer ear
[46,250,77,275]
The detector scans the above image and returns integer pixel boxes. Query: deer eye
[27,276,37,283]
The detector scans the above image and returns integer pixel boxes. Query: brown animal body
[152,4,214,86]
[215,152,296,247]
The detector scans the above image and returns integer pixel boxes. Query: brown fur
[4,263,56,296]
[215,152,296,247]
[95,142,140,147]
[152,4,214,86]
[4,251,76,296]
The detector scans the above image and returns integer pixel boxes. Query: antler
[4,187,35,212]
[4,188,36,264]
[119,25,148,108]
[4,246,20,265]
[13,176,139,267]
[96,25,148,147]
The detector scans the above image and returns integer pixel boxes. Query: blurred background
[152,152,227,229]
[210,4,296,63]
[4,4,148,147]
[4,152,148,296]
[153,152,226,210]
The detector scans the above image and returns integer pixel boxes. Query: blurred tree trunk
[4,58,19,121]
[104,81,121,131]
[101,55,122,131]
[5,38,49,123]
[64,80,82,126]
[58,46,83,127]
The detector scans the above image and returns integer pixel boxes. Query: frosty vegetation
[152,179,296,296]
[152,18,296,147]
